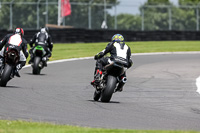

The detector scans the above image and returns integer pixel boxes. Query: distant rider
[91,34,133,92]
[28,27,53,66]
[0,28,29,77]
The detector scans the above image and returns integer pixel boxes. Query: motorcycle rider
[91,34,133,92]
[28,27,53,66]
[0,27,29,77]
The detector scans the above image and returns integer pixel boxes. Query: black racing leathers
[0,33,29,68]
[29,31,53,58]
[93,41,132,91]
[95,41,132,70]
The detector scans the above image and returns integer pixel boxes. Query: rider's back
[8,34,22,46]
[37,32,48,45]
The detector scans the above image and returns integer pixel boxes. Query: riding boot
[116,82,125,92]
[42,56,48,67]
[28,48,34,64]
[43,61,47,67]
[28,55,34,64]
[15,63,23,77]
[15,70,20,77]
[28,58,33,64]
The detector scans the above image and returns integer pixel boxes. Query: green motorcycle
[31,45,46,75]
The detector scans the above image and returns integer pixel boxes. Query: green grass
[130,41,200,53]
[3,41,200,132]
[0,120,199,133]
[50,41,200,61]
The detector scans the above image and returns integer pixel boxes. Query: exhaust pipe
[121,77,127,83]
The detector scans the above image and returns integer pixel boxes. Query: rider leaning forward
[0,28,29,77]
[91,34,133,92]
[28,27,53,66]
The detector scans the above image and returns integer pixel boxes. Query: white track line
[23,57,93,68]
[133,51,200,56]
[24,51,200,68]
[196,76,200,94]
[23,51,200,95]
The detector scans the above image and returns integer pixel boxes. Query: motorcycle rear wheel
[101,75,117,102]
[32,56,41,75]
[0,64,13,87]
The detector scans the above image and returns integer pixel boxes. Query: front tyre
[32,56,41,75]
[0,64,13,87]
[101,75,117,102]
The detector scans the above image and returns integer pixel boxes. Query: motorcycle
[31,45,46,75]
[0,46,20,87]
[92,57,127,102]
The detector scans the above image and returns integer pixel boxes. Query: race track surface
[0,53,200,130]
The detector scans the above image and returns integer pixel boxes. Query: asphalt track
[0,53,200,130]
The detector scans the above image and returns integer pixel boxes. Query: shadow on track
[0,85,21,88]
[25,73,46,76]
[87,100,120,104]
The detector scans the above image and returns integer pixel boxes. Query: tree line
[0,0,199,31]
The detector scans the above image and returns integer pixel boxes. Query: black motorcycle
[0,46,20,87]
[31,45,47,75]
[93,57,127,102]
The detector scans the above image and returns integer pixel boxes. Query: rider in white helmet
[28,27,53,66]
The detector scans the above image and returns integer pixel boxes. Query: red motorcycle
[0,46,20,87]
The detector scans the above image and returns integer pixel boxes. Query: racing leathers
[29,30,53,66]
[92,41,132,92]
[0,33,29,77]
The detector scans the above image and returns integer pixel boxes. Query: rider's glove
[94,52,104,60]
[94,54,99,60]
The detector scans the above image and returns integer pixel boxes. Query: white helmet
[40,28,46,33]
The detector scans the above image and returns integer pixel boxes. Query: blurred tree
[118,14,141,30]
[139,0,172,30]
[172,7,196,30]
[64,0,119,29]
[0,0,198,31]
[0,0,38,29]
[174,0,198,30]
[179,0,200,5]
[138,0,197,30]
[109,14,141,30]
[147,0,171,5]
[0,0,119,30]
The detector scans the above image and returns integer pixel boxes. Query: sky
[113,0,179,14]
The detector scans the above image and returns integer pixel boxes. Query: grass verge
[0,120,199,133]
[50,41,200,61]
